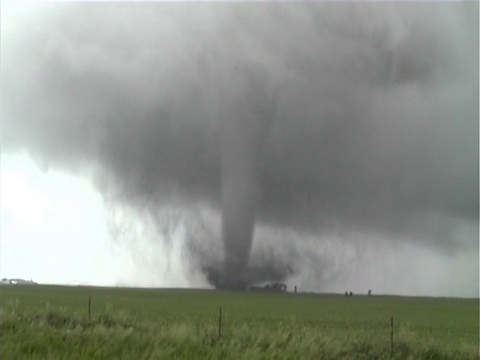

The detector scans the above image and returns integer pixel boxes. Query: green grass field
[1,285,478,359]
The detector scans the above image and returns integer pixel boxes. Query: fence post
[88,296,91,321]
[390,316,394,354]
[218,307,222,338]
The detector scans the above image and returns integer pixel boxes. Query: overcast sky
[1,0,478,297]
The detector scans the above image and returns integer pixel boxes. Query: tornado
[2,3,478,294]
[218,66,276,287]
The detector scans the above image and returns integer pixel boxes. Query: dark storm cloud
[1,2,478,284]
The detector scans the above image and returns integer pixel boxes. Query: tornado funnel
[219,66,276,286]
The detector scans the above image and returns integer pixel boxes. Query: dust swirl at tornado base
[2,3,478,290]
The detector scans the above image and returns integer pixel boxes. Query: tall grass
[1,286,478,359]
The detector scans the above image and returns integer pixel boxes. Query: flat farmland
[1,285,478,359]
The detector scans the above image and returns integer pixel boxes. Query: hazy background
[1,0,478,297]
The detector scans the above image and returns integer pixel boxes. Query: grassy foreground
[1,285,478,359]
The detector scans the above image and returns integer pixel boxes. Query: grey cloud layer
[2,3,478,258]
